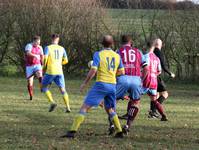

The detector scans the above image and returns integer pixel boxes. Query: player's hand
[80,83,86,92]
[34,54,40,60]
[170,72,175,78]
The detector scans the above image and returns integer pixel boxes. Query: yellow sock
[45,90,55,104]
[63,93,70,111]
[70,114,85,131]
[112,115,122,133]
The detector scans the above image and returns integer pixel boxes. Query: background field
[0,77,199,150]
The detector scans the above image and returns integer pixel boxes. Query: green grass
[105,9,167,34]
[0,77,199,150]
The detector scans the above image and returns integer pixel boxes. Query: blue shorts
[116,75,142,100]
[42,74,65,88]
[142,87,157,96]
[26,64,42,78]
[84,82,116,109]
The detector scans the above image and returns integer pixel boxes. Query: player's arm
[40,46,44,65]
[154,50,172,76]
[25,44,39,59]
[62,48,68,65]
[43,46,49,73]
[80,52,99,92]
[157,59,162,76]
[140,50,147,67]
[142,54,149,80]
[80,68,97,92]
[117,56,125,76]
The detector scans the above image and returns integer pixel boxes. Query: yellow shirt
[91,49,124,84]
[44,44,68,75]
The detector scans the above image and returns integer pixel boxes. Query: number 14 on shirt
[106,57,115,71]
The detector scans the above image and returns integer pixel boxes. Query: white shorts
[26,64,42,79]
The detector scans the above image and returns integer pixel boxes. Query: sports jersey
[142,52,161,89]
[91,48,124,84]
[25,43,43,66]
[44,44,68,75]
[118,45,144,76]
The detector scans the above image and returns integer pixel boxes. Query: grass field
[0,77,199,150]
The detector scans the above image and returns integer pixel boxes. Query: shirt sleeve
[91,52,100,70]
[63,48,68,59]
[62,48,68,65]
[44,46,49,56]
[154,49,171,75]
[116,49,120,55]
[143,53,149,68]
[118,56,124,70]
[139,50,147,66]
[25,43,32,53]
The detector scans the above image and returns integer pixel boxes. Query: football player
[41,34,71,113]
[61,35,125,138]
[24,35,43,100]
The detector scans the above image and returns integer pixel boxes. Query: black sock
[157,96,166,104]
[150,101,156,112]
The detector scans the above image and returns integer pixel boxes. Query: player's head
[51,34,60,44]
[101,35,114,48]
[154,38,163,50]
[121,35,132,45]
[146,39,156,52]
[32,35,41,46]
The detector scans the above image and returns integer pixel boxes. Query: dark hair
[146,39,154,48]
[121,35,132,44]
[33,35,40,41]
[102,36,114,47]
[51,34,60,40]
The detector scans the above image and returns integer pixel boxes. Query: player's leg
[122,100,140,135]
[123,77,142,134]
[59,87,71,113]
[61,83,105,138]
[149,90,168,121]
[55,75,71,112]
[119,76,141,121]
[149,77,163,118]
[64,103,91,138]
[27,76,34,100]
[104,92,123,138]
[26,66,35,100]
[41,74,56,112]
[158,91,168,104]
[115,75,129,120]
[34,65,43,90]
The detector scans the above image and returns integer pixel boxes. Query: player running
[148,39,175,118]
[24,35,43,100]
[141,40,168,124]
[108,35,146,135]
[41,34,71,113]
[61,35,125,138]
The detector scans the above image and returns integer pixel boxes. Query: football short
[42,74,65,88]
[116,75,142,100]
[142,87,157,96]
[157,76,167,92]
[84,82,116,109]
[26,64,42,79]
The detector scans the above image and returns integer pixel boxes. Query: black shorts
[157,76,167,92]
